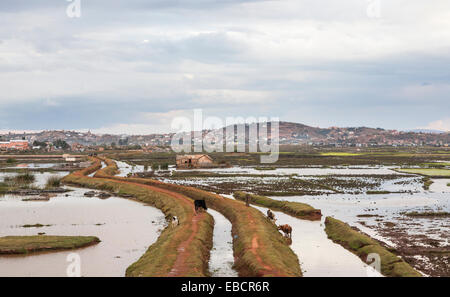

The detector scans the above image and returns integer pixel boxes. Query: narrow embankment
[0,235,100,255]
[107,176,302,277]
[324,217,422,277]
[62,157,214,277]
[234,191,322,221]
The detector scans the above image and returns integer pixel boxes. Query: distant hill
[0,121,449,147]
[406,129,446,134]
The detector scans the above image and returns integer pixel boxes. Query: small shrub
[13,172,36,184]
[46,176,61,188]
[6,158,17,164]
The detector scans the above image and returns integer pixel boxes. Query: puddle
[207,209,238,277]
[0,186,165,276]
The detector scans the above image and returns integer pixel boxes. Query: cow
[267,209,276,224]
[278,224,292,238]
[171,216,179,228]
[194,200,207,214]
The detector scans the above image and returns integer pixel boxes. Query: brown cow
[278,224,292,238]
[267,209,276,224]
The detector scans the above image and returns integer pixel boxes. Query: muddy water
[0,187,165,277]
[207,209,238,277]
[247,203,383,277]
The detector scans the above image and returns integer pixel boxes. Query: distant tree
[6,158,17,164]
[118,137,128,146]
[33,140,47,148]
[53,139,70,150]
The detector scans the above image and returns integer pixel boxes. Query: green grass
[94,157,119,177]
[320,152,362,156]
[234,191,321,221]
[22,224,52,228]
[254,167,276,171]
[366,190,392,195]
[45,176,61,188]
[402,211,450,218]
[422,177,433,190]
[394,168,450,177]
[0,235,100,255]
[6,158,17,164]
[324,217,421,277]
[5,172,36,185]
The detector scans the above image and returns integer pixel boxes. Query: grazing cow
[278,224,292,238]
[194,200,207,214]
[267,209,276,223]
[171,216,179,228]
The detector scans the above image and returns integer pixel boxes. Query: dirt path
[245,212,283,276]
[101,178,205,277]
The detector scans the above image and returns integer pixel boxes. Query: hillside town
[0,122,448,152]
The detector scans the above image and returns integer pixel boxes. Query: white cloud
[419,118,450,132]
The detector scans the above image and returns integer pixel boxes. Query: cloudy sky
[1,0,449,134]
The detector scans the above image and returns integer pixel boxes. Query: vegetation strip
[324,217,421,277]
[62,158,214,277]
[394,168,450,178]
[233,191,322,221]
[113,176,302,276]
[402,211,450,218]
[0,235,100,255]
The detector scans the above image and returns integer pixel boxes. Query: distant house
[176,154,214,169]
[71,142,85,152]
[0,140,29,151]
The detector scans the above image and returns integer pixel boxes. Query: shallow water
[0,187,165,277]
[4,163,57,169]
[247,203,383,277]
[178,166,400,176]
[207,209,238,277]
[115,160,144,177]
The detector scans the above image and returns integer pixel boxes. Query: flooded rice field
[172,166,449,276]
[207,209,238,277]
[161,166,423,196]
[0,186,165,276]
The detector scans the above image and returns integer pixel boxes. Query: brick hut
[176,154,214,169]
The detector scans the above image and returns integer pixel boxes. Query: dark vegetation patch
[402,211,450,218]
[0,235,100,255]
[324,217,421,277]
[21,224,52,228]
[234,191,322,221]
